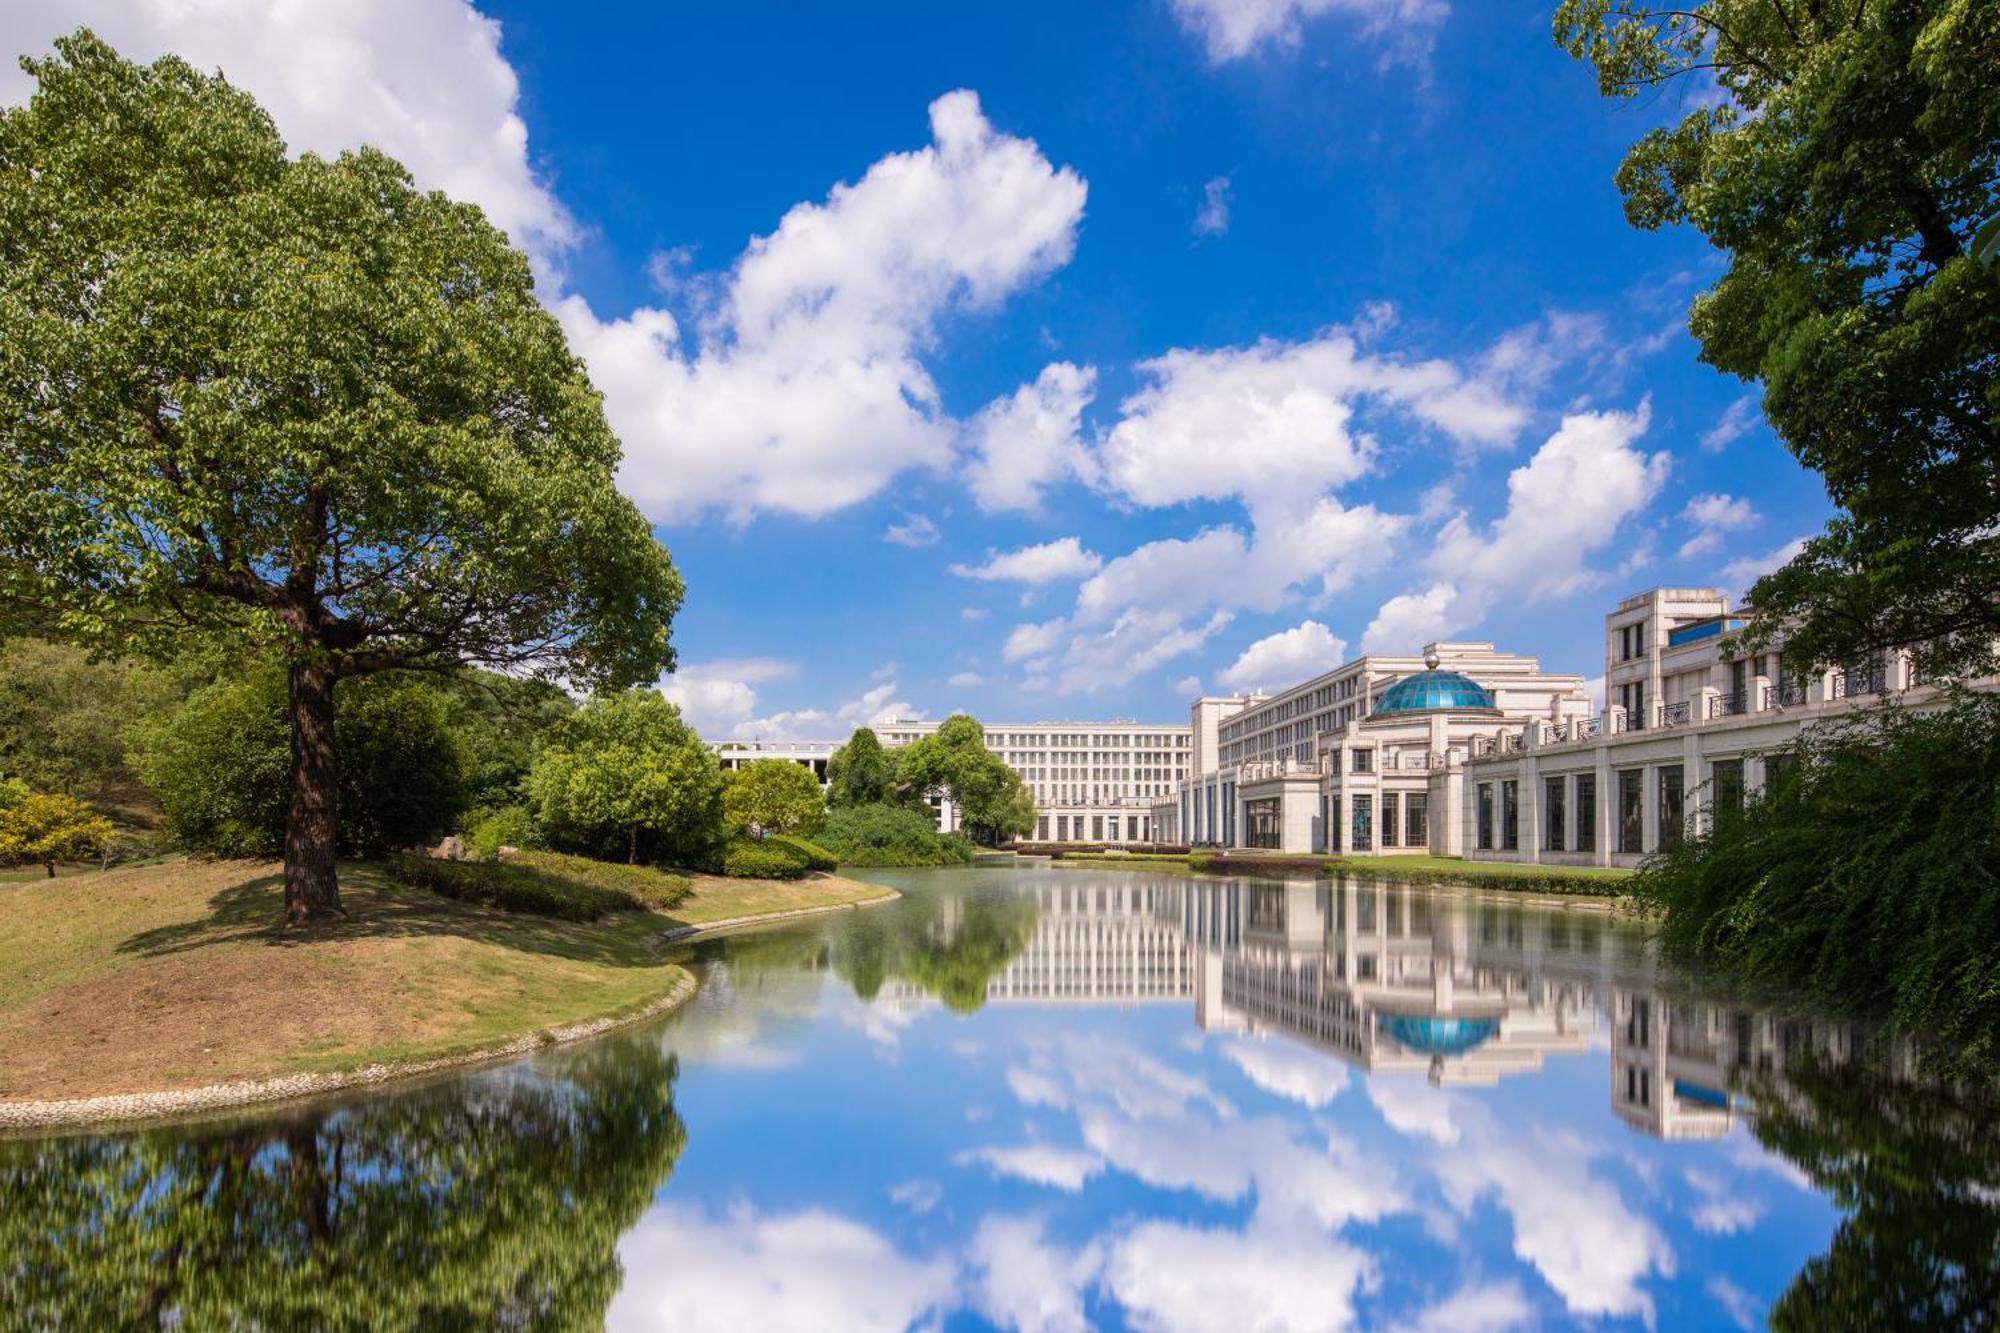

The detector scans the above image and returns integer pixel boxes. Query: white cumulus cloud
[962,362,1099,513]
[1215,621,1348,694]
[1171,0,1451,68]
[951,537,1105,584]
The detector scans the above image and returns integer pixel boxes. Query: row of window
[1036,813,1154,842]
[1475,759,1749,854]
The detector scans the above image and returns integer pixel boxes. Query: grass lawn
[1327,854,1631,884]
[0,857,893,1103]
[1053,848,1629,893]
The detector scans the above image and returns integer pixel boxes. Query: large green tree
[0,33,682,923]
[722,758,825,835]
[896,714,1036,846]
[826,726,896,808]
[1555,1,2000,676]
[526,691,725,867]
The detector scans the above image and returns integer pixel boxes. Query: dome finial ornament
[1423,650,1441,671]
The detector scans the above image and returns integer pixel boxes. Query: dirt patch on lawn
[0,861,680,1102]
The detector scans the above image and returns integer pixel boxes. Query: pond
[3,864,1994,1331]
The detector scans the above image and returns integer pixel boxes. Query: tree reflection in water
[0,1038,685,1331]
[1754,1056,1999,1331]
[831,884,1037,1012]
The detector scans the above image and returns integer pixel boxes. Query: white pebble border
[0,884,897,1132]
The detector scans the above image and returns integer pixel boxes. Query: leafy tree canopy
[129,667,470,859]
[0,787,113,876]
[826,727,896,808]
[895,714,1036,846]
[722,758,825,835]
[526,691,725,867]
[0,32,683,919]
[1555,1,2000,676]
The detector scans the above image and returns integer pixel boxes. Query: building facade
[1153,642,1592,857]
[1456,585,1975,868]
[875,718,1191,845]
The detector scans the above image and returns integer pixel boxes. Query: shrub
[130,669,468,857]
[467,805,544,861]
[0,787,115,876]
[767,834,837,872]
[721,834,810,880]
[387,848,694,921]
[816,803,975,867]
[507,850,691,908]
[1632,693,2000,1069]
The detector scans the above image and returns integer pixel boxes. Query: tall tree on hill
[0,33,683,922]
[1555,2,2000,676]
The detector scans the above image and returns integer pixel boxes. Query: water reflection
[4,868,1993,1331]
[0,1039,685,1330]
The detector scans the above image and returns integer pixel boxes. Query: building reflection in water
[875,871,1890,1141]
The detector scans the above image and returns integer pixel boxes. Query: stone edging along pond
[0,889,898,1134]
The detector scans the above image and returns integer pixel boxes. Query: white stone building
[1456,585,1979,868]
[1152,642,1592,856]
[877,718,1191,844]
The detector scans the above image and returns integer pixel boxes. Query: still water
[4,865,1994,1331]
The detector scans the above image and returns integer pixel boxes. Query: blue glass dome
[1377,1014,1499,1057]
[1370,667,1498,717]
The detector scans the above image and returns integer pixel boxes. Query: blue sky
[6,1,1833,735]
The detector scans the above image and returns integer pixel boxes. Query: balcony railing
[1708,691,1746,719]
[1656,700,1693,728]
[1764,680,1809,709]
[1833,668,1887,700]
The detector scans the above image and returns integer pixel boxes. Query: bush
[466,805,544,861]
[0,785,115,875]
[767,834,837,872]
[131,669,468,857]
[1632,693,2000,1069]
[721,834,811,880]
[525,691,726,869]
[816,803,975,868]
[390,848,691,920]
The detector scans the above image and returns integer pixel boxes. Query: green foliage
[893,713,1036,846]
[131,669,469,858]
[389,848,690,921]
[0,33,683,915]
[832,886,1038,1013]
[766,834,838,872]
[525,691,725,869]
[722,758,825,835]
[826,727,896,807]
[1554,2,2000,678]
[0,788,114,875]
[0,1040,686,1329]
[1753,1054,2000,1330]
[0,639,195,802]
[466,804,544,861]
[721,834,811,880]
[816,802,977,867]
[1631,694,2000,1066]
[434,672,577,812]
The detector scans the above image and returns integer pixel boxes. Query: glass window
[1381,793,1400,847]
[1711,758,1745,819]
[1245,797,1281,849]
[1501,780,1519,851]
[1545,776,1566,852]
[1476,784,1494,850]
[1575,774,1596,853]
[1658,766,1684,849]
[1092,815,1104,841]
[1617,770,1644,853]
[1352,794,1373,852]
[1405,793,1427,847]
[1351,749,1372,773]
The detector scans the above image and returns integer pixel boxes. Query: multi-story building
[1456,585,1983,868]
[714,739,840,782]
[876,718,1191,844]
[1153,642,1591,856]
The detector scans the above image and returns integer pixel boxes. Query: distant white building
[1154,642,1591,856]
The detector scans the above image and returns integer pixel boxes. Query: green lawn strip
[652,870,898,928]
[1049,849,1628,895]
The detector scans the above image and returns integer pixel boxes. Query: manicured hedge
[721,834,811,880]
[766,834,837,872]
[390,849,693,920]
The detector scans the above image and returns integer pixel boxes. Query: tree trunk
[284,661,345,924]
[628,824,638,865]
[42,861,54,879]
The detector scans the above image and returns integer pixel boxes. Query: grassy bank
[0,857,893,1104]
[1050,849,1629,894]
